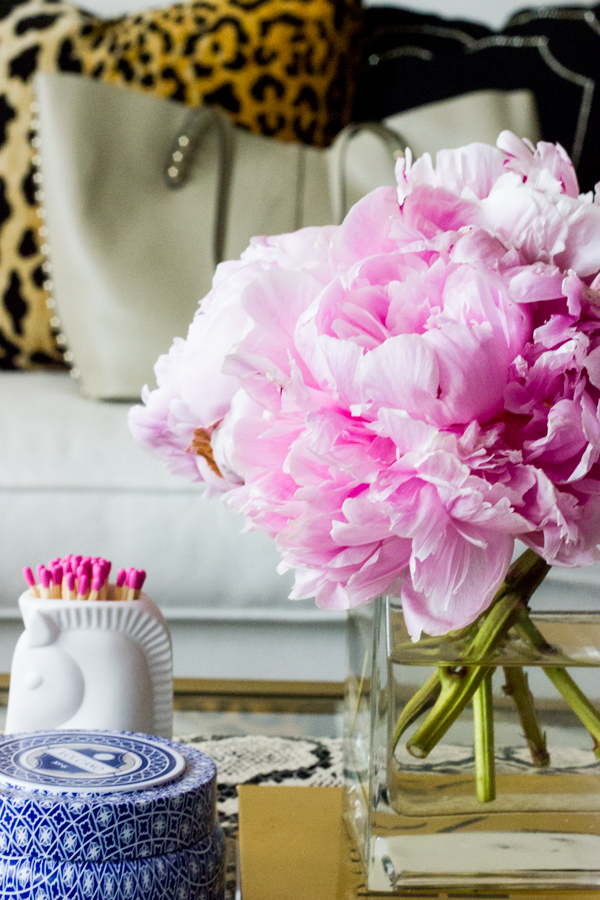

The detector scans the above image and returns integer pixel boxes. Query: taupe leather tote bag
[35,73,334,400]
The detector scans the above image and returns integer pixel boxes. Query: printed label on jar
[0,731,186,793]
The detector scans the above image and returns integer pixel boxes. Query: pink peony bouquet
[130,131,600,643]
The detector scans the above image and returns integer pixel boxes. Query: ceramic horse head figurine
[6,589,173,738]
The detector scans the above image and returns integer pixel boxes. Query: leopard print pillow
[0,0,362,369]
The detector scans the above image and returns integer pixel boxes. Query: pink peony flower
[129,132,600,639]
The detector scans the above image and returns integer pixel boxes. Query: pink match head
[134,569,146,591]
[91,575,102,593]
[92,563,106,587]
[116,568,127,588]
[78,573,89,596]
[51,565,63,586]
[22,567,36,588]
[36,564,45,584]
[126,568,136,587]
[66,572,76,593]
[40,568,52,589]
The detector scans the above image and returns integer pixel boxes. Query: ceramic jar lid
[0,731,217,861]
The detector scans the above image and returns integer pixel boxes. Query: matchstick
[89,575,102,602]
[22,567,40,598]
[125,568,136,602]
[115,568,126,601]
[39,567,51,600]
[65,572,77,600]
[51,565,62,600]
[99,561,111,601]
[77,573,89,600]
[133,569,146,600]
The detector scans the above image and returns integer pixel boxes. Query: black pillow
[353,5,600,193]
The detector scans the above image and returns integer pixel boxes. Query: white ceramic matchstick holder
[5,589,173,738]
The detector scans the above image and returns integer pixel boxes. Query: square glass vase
[344,597,600,892]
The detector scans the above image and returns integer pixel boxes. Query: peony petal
[556,202,600,276]
[422,322,509,425]
[330,186,400,269]
[359,333,439,420]
[401,529,513,638]
[401,184,479,235]
[506,263,564,304]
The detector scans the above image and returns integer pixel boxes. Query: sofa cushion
[0,371,187,489]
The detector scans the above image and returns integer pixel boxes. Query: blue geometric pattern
[0,823,225,900]
[0,733,216,861]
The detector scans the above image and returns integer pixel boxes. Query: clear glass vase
[344,597,600,891]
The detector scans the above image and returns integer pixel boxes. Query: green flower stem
[473,669,496,802]
[405,553,550,760]
[502,666,550,767]
[501,548,550,593]
[513,608,556,656]
[514,609,600,759]
[406,594,520,758]
[406,664,489,759]
[544,668,600,759]
[392,670,441,749]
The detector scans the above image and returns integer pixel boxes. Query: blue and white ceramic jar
[0,730,224,899]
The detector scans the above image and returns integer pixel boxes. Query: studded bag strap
[164,106,235,268]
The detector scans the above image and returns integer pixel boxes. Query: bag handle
[332,122,408,225]
[164,106,234,267]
